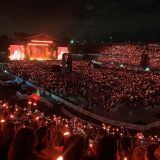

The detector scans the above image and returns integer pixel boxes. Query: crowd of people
[0,43,160,159]
[2,60,160,114]
[96,44,160,68]
[0,98,160,160]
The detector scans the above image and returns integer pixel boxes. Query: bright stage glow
[28,43,49,46]
[57,47,69,60]
[30,58,45,61]
[27,44,53,60]
[9,45,25,60]
[31,40,53,43]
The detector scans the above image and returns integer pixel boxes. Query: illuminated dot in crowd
[120,64,124,68]
[145,67,150,71]
[56,156,63,160]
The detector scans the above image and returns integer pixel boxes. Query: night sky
[0,0,160,42]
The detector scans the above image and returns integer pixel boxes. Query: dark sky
[0,0,160,42]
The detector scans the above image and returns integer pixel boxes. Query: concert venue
[1,0,160,158]
[1,34,160,160]
[8,34,69,61]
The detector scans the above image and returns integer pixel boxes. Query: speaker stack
[140,54,150,68]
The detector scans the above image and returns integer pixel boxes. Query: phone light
[56,156,63,160]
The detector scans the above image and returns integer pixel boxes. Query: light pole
[85,3,94,43]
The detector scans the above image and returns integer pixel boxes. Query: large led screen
[57,47,68,60]
[9,45,25,60]
[26,43,55,60]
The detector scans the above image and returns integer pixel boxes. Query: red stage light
[31,40,53,43]
[28,43,49,46]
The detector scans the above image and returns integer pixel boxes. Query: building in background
[0,35,10,62]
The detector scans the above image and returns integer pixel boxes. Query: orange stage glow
[26,43,54,60]
[57,47,69,60]
[31,40,53,43]
[28,43,49,46]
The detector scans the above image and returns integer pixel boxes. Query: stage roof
[26,34,57,42]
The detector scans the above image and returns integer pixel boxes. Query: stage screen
[9,45,25,60]
[27,45,51,60]
[57,47,68,60]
